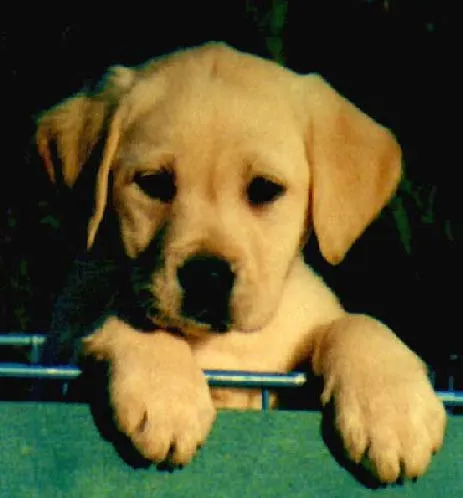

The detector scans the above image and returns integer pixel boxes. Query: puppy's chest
[187,326,300,374]
[188,332,282,410]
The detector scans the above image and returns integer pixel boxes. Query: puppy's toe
[132,412,205,465]
[400,438,433,480]
[112,386,149,437]
[131,423,174,463]
[169,431,203,466]
[335,395,368,464]
[400,397,446,479]
[427,399,447,453]
[366,430,402,483]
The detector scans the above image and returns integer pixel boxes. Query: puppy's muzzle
[177,253,235,332]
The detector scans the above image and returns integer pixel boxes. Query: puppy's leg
[83,317,216,465]
[312,315,446,483]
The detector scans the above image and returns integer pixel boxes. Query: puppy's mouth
[181,296,231,332]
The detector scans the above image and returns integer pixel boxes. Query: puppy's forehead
[119,47,307,179]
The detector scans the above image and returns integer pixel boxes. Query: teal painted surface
[0,403,461,498]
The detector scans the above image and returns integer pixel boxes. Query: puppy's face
[112,73,310,333]
[37,43,401,336]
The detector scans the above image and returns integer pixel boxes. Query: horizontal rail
[1,334,462,407]
[205,370,307,388]
[0,363,80,380]
[0,363,306,387]
[0,334,305,388]
[0,363,462,406]
[0,334,46,346]
[436,391,463,407]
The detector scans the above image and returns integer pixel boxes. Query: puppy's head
[37,43,401,335]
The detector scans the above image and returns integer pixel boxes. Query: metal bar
[205,370,307,388]
[0,334,46,347]
[0,363,80,380]
[30,336,43,364]
[0,363,306,388]
[1,335,462,407]
[1,363,462,406]
[438,391,463,407]
[262,389,271,410]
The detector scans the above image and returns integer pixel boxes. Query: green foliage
[246,0,288,63]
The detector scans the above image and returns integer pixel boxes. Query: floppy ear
[36,66,135,248]
[305,75,402,264]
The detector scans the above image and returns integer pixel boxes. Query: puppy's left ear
[305,75,402,264]
[36,66,134,248]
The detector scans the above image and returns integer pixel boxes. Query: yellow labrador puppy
[37,43,445,482]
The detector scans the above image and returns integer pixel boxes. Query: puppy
[36,42,445,483]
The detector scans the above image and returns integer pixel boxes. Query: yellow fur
[38,43,445,483]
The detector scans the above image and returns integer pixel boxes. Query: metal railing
[1,333,462,410]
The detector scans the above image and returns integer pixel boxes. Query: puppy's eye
[246,176,285,206]
[134,169,176,203]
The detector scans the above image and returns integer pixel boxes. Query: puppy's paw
[315,316,446,483]
[323,360,446,483]
[110,359,216,466]
[109,352,216,466]
[84,322,216,466]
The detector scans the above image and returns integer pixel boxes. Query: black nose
[177,254,235,330]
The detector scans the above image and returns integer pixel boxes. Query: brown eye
[134,168,176,203]
[247,176,285,206]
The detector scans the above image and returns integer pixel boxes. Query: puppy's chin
[147,312,221,338]
[179,320,265,337]
[189,304,277,336]
[229,291,282,333]
[148,311,272,338]
[231,311,274,334]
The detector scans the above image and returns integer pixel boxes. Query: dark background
[1,1,461,385]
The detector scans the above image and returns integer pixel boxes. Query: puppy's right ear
[36,66,135,248]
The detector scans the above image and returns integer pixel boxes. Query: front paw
[83,322,216,466]
[314,316,447,483]
[109,357,216,466]
[323,362,446,483]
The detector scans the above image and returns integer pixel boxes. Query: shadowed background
[1,1,461,387]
